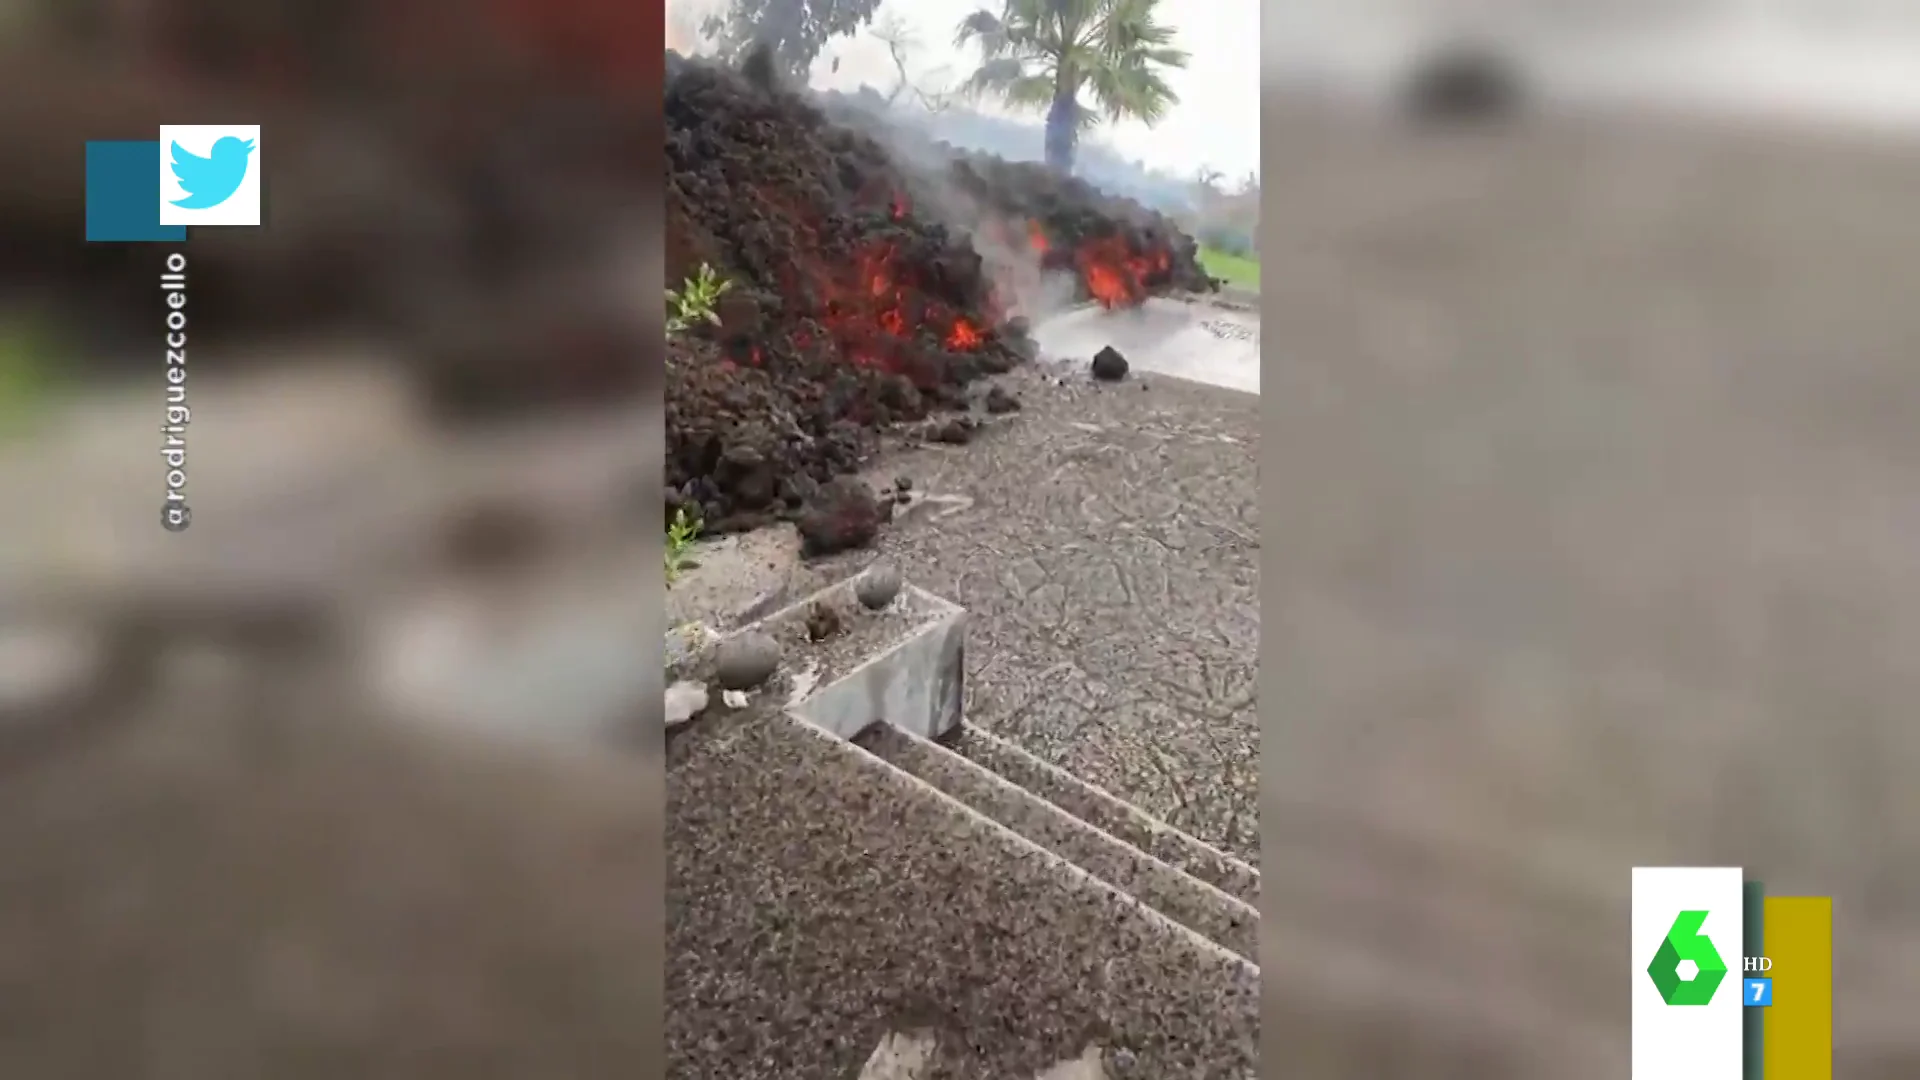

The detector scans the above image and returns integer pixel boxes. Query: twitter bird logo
[156,125,263,227]
[169,136,253,209]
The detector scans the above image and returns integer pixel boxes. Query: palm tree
[953,0,1188,173]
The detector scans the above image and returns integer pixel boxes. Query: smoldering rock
[796,478,886,557]
[1091,346,1129,381]
[739,43,780,93]
[712,632,781,691]
[928,418,976,445]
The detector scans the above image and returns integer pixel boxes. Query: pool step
[949,725,1260,908]
[852,723,1259,964]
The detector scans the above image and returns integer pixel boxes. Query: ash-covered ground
[664,49,1214,539]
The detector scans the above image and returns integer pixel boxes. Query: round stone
[712,631,781,690]
[664,680,710,726]
[1090,346,1129,381]
[854,564,903,610]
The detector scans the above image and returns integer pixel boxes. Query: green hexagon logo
[1647,910,1728,1005]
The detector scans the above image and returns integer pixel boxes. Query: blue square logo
[85,141,187,243]
[1743,977,1773,1007]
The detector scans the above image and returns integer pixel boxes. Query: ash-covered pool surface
[1031,298,1260,394]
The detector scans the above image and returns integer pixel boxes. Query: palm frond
[1091,0,1181,55]
[1003,72,1063,110]
[1045,0,1099,50]
[959,56,1040,103]
[1085,55,1179,124]
[953,9,1009,56]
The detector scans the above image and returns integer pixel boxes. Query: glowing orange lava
[945,318,983,350]
[1070,233,1170,309]
[793,231,992,377]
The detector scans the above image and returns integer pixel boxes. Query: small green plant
[664,506,702,584]
[666,264,732,335]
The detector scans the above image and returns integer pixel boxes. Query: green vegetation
[664,506,703,585]
[664,266,731,585]
[666,263,732,335]
[954,0,1189,173]
[1199,247,1260,290]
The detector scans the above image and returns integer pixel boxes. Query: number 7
[1751,983,1764,1001]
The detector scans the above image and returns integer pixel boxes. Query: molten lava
[1013,218,1174,309]
[796,221,992,381]
[1070,233,1172,309]
[945,318,983,350]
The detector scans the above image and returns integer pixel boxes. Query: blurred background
[1268,0,1920,124]
[1260,0,1920,1073]
[1,2,667,1073]
[0,0,667,702]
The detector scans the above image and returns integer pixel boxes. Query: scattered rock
[664,680,710,726]
[722,688,749,708]
[984,384,1021,413]
[1091,346,1129,381]
[858,1031,937,1080]
[1036,1046,1112,1080]
[805,603,843,642]
[778,471,822,509]
[893,475,913,493]
[855,564,904,610]
[665,623,715,671]
[712,631,781,690]
[893,488,912,505]
[796,477,885,557]
[928,417,975,444]
[714,443,778,511]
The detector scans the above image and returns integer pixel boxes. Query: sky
[665,0,1262,182]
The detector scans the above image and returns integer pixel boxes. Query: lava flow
[665,47,1210,533]
[1020,219,1174,308]
[808,219,994,380]
[1073,233,1173,308]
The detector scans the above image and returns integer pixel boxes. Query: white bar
[1632,867,1746,1080]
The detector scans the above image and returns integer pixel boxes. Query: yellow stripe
[1762,896,1832,1079]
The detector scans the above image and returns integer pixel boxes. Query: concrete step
[949,726,1260,908]
[669,704,1259,1078]
[853,723,1258,964]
